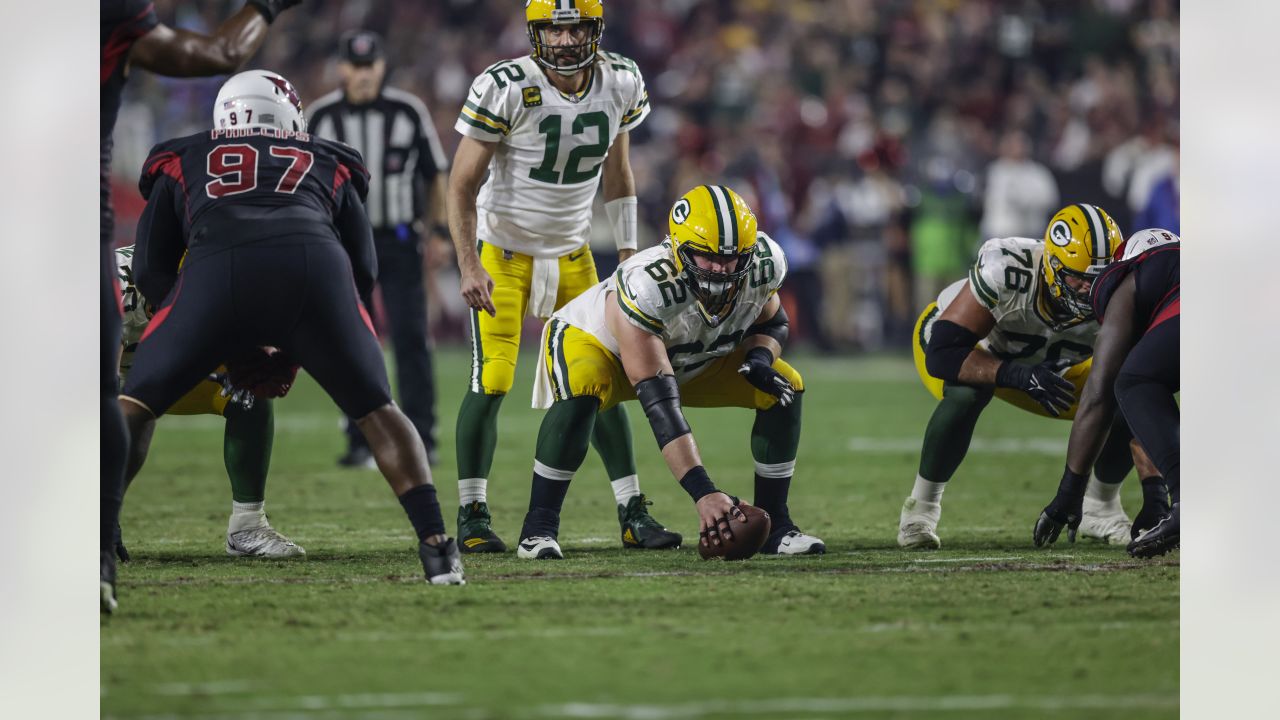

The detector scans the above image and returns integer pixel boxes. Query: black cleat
[618,494,682,549]
[418,538,466,585]
[1127,503,1179,558]
[101,550,118,615]
[457,501,507,553]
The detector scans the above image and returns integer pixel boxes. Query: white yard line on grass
[109,691,1176,719]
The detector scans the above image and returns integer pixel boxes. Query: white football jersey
[933,236,1099,369]
[455,52,650,258]
[114,245,152,376]
[554,233,787,383]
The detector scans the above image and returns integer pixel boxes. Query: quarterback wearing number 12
[447,0,680,553]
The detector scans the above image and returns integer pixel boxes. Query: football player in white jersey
[447,0,680,553]
[114,246,303,559]
[514,185,825,559]
[900,204,1170,549]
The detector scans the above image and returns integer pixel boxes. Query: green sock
[590,403,636,481]
[917,383,992,483]
[456,391,504,480]
[223,399,274,504]
[536,397,598,471]
[751,393,803,465]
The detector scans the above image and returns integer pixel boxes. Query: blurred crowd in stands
[112,0,1179,351]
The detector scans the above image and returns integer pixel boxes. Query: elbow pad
[635,373,691,449]
[746,304,789,347]
[925,320,980,382]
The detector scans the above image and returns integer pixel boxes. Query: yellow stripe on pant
[911,302,1091,420]
[544,323,804,412]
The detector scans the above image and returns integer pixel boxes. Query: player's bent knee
[774,360,804,393]
[480,363,516,395]
[941,382,993,409]
[119,394,157,419]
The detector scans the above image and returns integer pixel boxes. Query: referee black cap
[340,30,384,65]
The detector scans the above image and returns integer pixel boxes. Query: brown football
[698,503,772,561]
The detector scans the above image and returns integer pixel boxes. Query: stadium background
[110,0,1180,354]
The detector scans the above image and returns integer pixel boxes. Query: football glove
[1032,466,1090,547]
[246,0,302,23]
[737,347,795,407]
[226,347,299,400]
[212,372,256,411]
[996,361,1074,417]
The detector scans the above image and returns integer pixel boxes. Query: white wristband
[605,196,638,251]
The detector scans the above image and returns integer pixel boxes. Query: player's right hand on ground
[460,264,496,316]
[1032,467,1088,547]
[695,491,744,548]
[996,361,1074,417]
[737,348,795,406]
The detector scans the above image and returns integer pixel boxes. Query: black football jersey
[1091,244,1180,332]
[138,127,371,246]
[101,0,159,241]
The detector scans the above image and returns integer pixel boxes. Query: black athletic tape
[925,319,981,382]
[746,305,790,347]
[635,373,691,449]
[679,466,718,502]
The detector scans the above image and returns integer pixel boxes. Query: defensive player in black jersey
[101,0,301,613]
[119,71,467,602]
[1033,229,1180,556]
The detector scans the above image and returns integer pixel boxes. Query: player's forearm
[954,348,1004,385]
[446,180,481,272]
[660,434,704,482]
[131,8,269,77]
[1063,375,1116,476]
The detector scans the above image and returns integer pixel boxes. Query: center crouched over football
[700,503,772,560]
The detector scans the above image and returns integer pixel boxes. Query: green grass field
[101,349,1178,719]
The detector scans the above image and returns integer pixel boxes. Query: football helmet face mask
[667,185,759,327]
[525,0,604,76]
[1039,204,1123,325]
[213,70,306,132]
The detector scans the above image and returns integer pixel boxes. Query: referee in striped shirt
[309,30,447,467]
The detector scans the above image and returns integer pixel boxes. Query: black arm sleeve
[925,319,981,383]
[133,176,186,305]
[335,182,378,307]
[1065,273,1139,474]
[746,304,789,348]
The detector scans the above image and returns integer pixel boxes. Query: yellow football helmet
[1040,203,1123,324]
[667,185,759,327]
[525,0,605,76]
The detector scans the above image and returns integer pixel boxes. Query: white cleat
[226,525,306,558]
[1079,496,1132,545]
[768,529,827,555]
[898,497,942,549]
[517,536,563,560]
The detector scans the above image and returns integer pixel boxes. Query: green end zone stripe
[458,113,503,136]
[969,266,997,308]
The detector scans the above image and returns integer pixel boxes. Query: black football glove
[1132,478,1172,539]
[737,347,795,407]
[996,361,1075,417]
[1032,466,1090,547]
[247,0,302,23]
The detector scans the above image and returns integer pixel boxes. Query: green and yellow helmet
[667,185,758,326]
[525,0,605,76]
[1040,203,1123,324]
